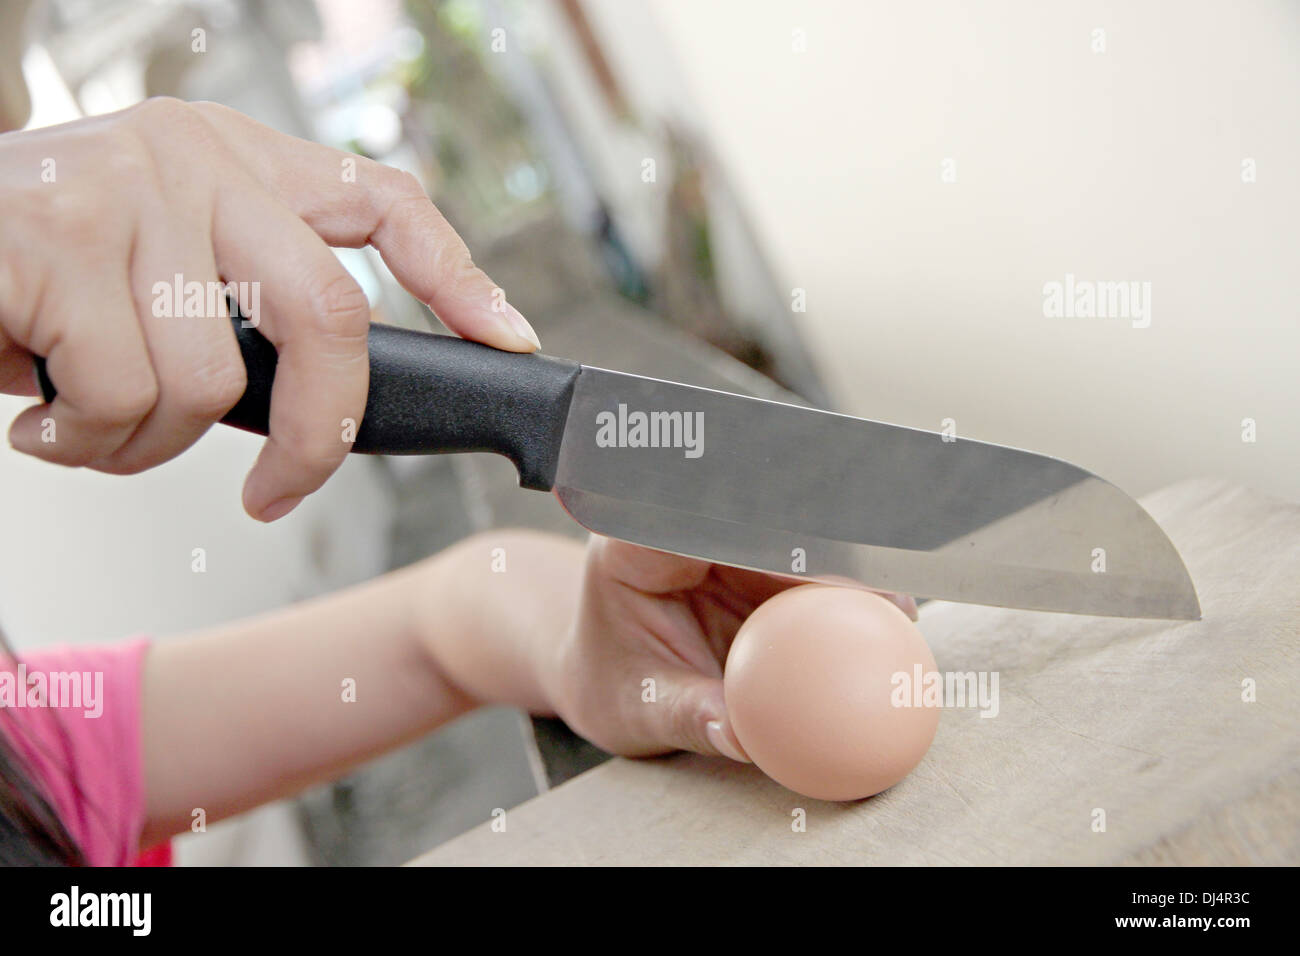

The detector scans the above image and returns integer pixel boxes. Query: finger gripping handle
[37,319,582,492]
[226,319,581,491]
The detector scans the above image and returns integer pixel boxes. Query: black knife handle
[34,318,582,492]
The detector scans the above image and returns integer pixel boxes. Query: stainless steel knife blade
[76,317,1194,620]
[552,365,1200,620]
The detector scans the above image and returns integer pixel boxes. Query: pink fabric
[0,638,152,866]
[133,841,173,866]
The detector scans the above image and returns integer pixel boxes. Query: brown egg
[725,585,939,801]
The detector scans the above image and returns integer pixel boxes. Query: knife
[34,318,1200,620]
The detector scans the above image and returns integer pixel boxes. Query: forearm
[139,528,584,846]
[141,566,464,844]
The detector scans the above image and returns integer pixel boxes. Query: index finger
[189,102,540,353]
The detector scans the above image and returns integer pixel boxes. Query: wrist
[397,550,488,714]
[405,530,584,716]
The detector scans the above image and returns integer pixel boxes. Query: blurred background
[0,0,1295,864]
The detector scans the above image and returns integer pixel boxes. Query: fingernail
[895,594,920,621]
[706,719,751,763]
[502,304,541,350]
[875,590,920,621]
[259,495,303,522]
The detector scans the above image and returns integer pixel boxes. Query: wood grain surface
[409,479,1299,865]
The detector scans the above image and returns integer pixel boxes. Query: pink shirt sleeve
[0,638,150,866]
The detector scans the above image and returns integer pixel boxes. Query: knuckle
[124,97,219,163]
[95,377,160,426]
[364,166,429,230]
[430,240,483,298]
[302,269,370,339]
[186,99,225,118]
[126,96,194,129]
[384,167,427,202]
[272,417,345,477]
[177,355,247,419]
[670,691,710,752]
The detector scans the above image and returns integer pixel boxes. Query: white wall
[0,401,392,645]
[589,0,1299,503]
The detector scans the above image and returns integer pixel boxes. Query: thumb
[636,664,750,764]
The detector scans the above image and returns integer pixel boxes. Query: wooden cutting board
[409,479,1300,865]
